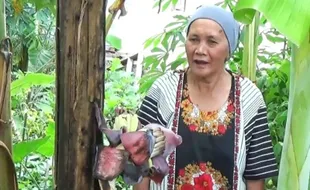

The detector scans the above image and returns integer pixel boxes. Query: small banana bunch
[150,129,166,177]
[113,113,166,166]
[150,127,166,158]
[113,113,140,132]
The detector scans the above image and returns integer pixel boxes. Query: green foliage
[6,0,56,73]
[13,121,55,163]
[139,14,188,94]
[107,34,122,50]
[6,1,57,185]
[234,0,310,46]
[11,73,55,96]
[153,0,178,12]
[11,71,55,189]
[257,59,290,167]
[27,0,56,15]
[104,58,142,125]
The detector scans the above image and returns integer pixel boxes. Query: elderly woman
[134,5,278,190]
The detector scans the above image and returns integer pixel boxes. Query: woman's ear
[224,56,229,63]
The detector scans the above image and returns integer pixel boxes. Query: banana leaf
[233,0,310,189]
[0,140,18,190]
[234,0,310,47]
[277,35,310,190]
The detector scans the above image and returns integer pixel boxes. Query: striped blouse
[137,70,278,190]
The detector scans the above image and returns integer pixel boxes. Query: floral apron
[166,70,242,190]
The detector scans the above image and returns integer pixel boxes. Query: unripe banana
[126,114,131,129]
[151,139,165,158]
[153,130,163,137]
[154,140,165,150]
[128,114,139,132]
[148,158,153,168]
[156,135,165,142]
[149,127,166,158]
[113,114,127,130]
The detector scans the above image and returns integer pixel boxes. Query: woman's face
[185,19,229,78]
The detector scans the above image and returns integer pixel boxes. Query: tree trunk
[55,0,106,189]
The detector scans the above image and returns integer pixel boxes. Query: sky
[107,0,222,54]
[106,0,281,64]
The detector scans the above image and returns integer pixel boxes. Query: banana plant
[105,0,124,51]
[106,0,126,35]
[234,0,310,189]
[0,0,18,189]
[240,11,260,82]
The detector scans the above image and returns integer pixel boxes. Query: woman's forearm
[246,180,264,190]
[133,177,150,190]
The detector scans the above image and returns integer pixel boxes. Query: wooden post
[55,0,106,189]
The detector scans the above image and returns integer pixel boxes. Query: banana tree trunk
[277,35,310,190]
[55,0,106,189]
[0,0,18,190]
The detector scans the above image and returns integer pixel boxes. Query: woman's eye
[209,40,217,44]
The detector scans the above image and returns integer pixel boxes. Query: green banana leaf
[234,0,310,47]
[0,141,18,190]
[233,0,310,189]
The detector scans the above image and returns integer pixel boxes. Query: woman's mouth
[194,60,209,65]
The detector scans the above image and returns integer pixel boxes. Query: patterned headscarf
[186,5,241,56]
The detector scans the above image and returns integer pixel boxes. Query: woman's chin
[190,67,213,78]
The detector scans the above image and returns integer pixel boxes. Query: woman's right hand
[133,177,150,190]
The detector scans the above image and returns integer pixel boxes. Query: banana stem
[106,12,117,36]
[277,35,310,190]
[105,0,126,36]
[241,12,260,83]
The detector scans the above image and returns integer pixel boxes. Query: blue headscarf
[186,5,241,56]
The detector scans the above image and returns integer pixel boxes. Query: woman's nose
[195,43,208,55]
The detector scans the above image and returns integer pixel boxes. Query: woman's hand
[133,177,150,190]
[246,180,264,190]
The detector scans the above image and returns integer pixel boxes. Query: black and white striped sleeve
[244,102,278,180]
[137,79,166,127]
